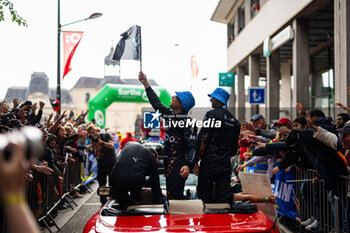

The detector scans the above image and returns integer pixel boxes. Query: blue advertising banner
[273,170,297,218]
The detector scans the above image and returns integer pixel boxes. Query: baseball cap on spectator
[336,121,350,134]
[274,118,292,128]
[208,88,230,106]
[175,91,195,114]
[251,114,263,121]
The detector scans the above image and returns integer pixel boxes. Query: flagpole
[139,26,142,71]
[57,0,61,115]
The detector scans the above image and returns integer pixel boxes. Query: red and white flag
[63,31,84,79]
[191,55,198,78]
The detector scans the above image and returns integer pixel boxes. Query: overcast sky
[0,0,227,107]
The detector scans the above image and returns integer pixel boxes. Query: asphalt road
[59,190,102,233]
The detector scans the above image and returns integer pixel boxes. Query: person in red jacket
[120,132,135,150]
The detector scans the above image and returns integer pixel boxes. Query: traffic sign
[249,87,265,104]
[219,72,234,87]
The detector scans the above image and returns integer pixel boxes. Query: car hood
[84,210,277,233]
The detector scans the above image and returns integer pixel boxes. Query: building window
[251,0,260,18]
[311,48,334,118]
[238,5,245,34]
[227,21,235,46]
[85,93,90,103]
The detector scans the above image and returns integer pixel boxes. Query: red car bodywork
[83,207,279,233]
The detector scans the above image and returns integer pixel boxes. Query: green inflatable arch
[88,84,172,128]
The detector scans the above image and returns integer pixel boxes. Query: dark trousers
[112,181,143,210]
[97,164,113,205]
[197,169,233,203]
[166,167,186,200]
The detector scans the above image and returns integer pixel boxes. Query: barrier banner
[239,172,278,225]
[81,153,98,185]
[273,169,297,218]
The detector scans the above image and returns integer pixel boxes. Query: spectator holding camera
[0,141,40,233]
[87,125,116,205]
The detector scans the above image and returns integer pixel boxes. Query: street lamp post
[57,0,102,115]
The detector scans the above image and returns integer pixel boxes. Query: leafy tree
[0,0,27,26]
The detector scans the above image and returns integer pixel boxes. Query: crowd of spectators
[0,98,108,231]
[235,103,350,232]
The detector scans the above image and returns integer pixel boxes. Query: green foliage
[0,0,27,26]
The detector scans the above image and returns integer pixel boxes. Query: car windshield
[159,173,197,186]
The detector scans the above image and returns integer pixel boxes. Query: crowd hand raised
[305,111,318,130]
[58,110,67,121]
[76,117,85,125]
[67,157,75,164]
[335,102,350,112]
[179,165,190,178]
[0,143,28,197]
[255,142,266,148]
[272,166,280,175]
[242,121,256,132]
[0,101,4,113]
[296,102,304,116]
[336,102,346,108]
[35,165,53,176]
[48,112,54,122]
[312,176,320,184]
[12,98,19,110]
[236,164,245,172]
[82,109,89,117]
[39,101,45,110]
[18,105,27,116]
[1,101,9,113]
[61,162,68,168]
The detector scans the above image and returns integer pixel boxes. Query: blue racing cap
[175,91,195,114]
[208,88,230,106]
[251,114,264,121]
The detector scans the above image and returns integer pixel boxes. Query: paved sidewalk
[279,224,294,233]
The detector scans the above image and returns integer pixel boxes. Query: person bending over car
[110,142,163,210]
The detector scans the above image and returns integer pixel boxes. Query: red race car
[83,187,279,233]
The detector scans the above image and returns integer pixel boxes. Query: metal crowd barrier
[295,169,350,233]
[0,160,85,233]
